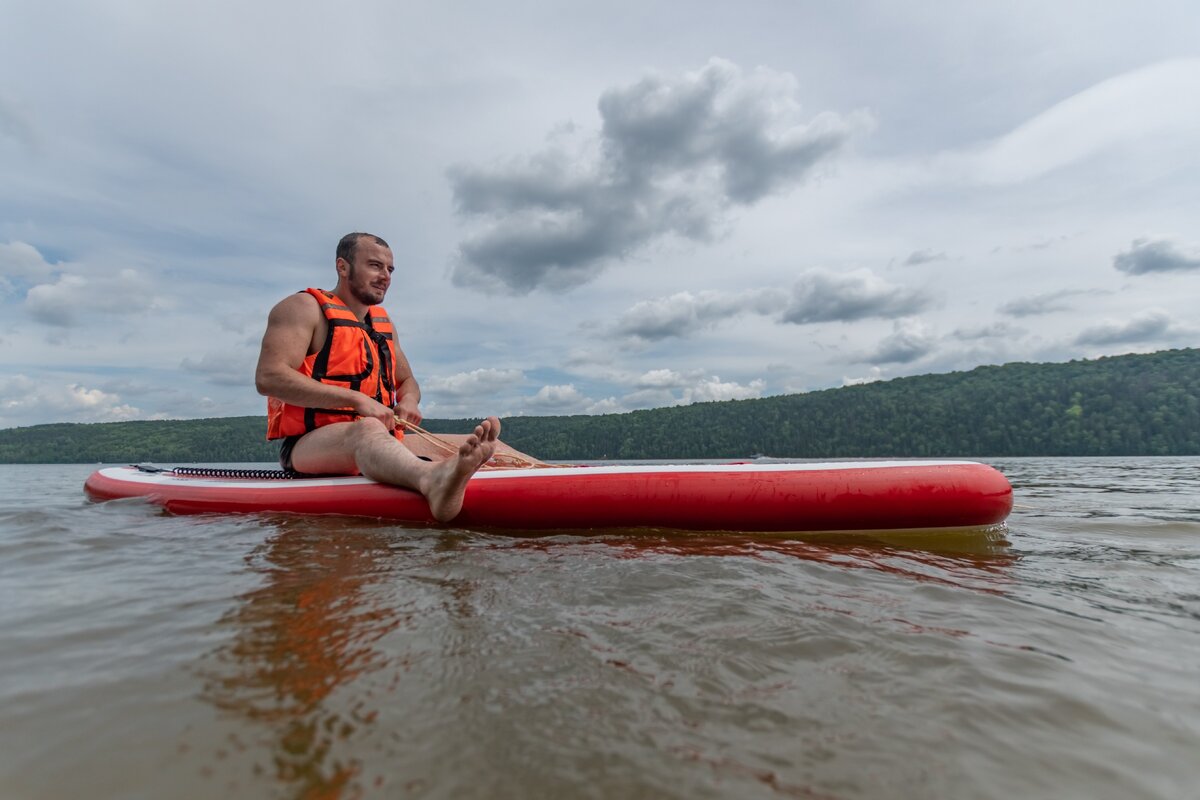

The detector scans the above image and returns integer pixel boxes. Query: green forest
[2,349,1198,464]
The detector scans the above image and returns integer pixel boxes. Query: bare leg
[290,417,501,522]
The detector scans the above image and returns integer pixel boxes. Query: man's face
[341,239,394,306]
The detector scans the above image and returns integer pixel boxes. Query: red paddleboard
[85,460,1013,533]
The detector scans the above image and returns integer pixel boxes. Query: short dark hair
[336,232,389,265]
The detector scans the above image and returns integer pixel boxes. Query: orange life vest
[266,288,404,441]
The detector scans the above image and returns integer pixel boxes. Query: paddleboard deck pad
[85,461,1013,533]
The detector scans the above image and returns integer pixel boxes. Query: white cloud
[0,241,54,284]
[585,397,622,415]
[503,368,770,416]
[0,375,140,427]
[681,376,765,404]
[967,59,1200,184]
[625,368,764,406]
[424,368,525,398]
[523,384,592,413]
[23,268,167,327]
[843,367,883,386]
[635,368,694,389]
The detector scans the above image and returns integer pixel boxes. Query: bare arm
[392,345,423,427]
[254,294,396,428]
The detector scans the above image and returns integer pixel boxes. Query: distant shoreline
[2,349,1198,462]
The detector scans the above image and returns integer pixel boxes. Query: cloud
[509,385,625,416]
[613,288,788,341]
[0,375,140,426]
[998,289,1098,318]
[611,271,933,340]
[635,368,697,390]
[842,367,883,386]
[523,384,592,414]
[23,268,167,327]
[584,397,622,415]
[992,234,1078,254]
[782,268,934,325]
[503,371,768,417]
[0,241,54,280]
[0,93,37,150]
[1113,237,1200,275]
[952,321,1023,340]
[181,350,258,387]
[682,376,765,404]
[1074,309,1181,345]
[449,58,871,293]
[423,368,525,398]
[903,249,947,266]
[861,319,937,364]
[968,59,1200,184]
[0,241,56,296]
[598,59,865,203]
[631,368,764,404]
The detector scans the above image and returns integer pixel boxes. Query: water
[1,458,1198,800]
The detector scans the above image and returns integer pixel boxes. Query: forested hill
[494,348,1200,459]
[1,349,1197,464]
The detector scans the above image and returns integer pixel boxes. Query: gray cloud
[1113,237,1200,275]
[861,320,937,364]
[998,288,1097,318]
[181,351,258,387]
[991,234,1079,255]
[450,58,870,294]
[1074,309,1178,345]
[613,288,788,341]
[782,268,934,325]
[0,94,37,150]
[952,321,1023,340]
[903,249,947,266]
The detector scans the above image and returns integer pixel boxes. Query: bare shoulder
[268,291,321,327]
[261,292,325,361]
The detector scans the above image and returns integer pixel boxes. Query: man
[255,232,500,522]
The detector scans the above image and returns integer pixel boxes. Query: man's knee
[348,417,392,445]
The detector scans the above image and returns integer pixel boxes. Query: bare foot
[419,417,500,522]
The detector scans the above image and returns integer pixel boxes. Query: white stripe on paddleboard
[98,461,986,490]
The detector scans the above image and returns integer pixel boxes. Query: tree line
[1,349,1198,464]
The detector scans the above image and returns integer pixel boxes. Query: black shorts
[278,434,304,471]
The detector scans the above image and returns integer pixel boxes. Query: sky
[2,1,1199,428]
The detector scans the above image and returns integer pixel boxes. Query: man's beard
[346,264,385,305]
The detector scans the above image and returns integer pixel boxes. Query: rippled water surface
[1,458,1198,799]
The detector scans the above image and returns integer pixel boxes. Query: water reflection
[193,519,1017,798]
[503,525,1017,593]
[199,518,408,799]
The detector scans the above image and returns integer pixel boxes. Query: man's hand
[393,395,423,430]
[353,394,400,430]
